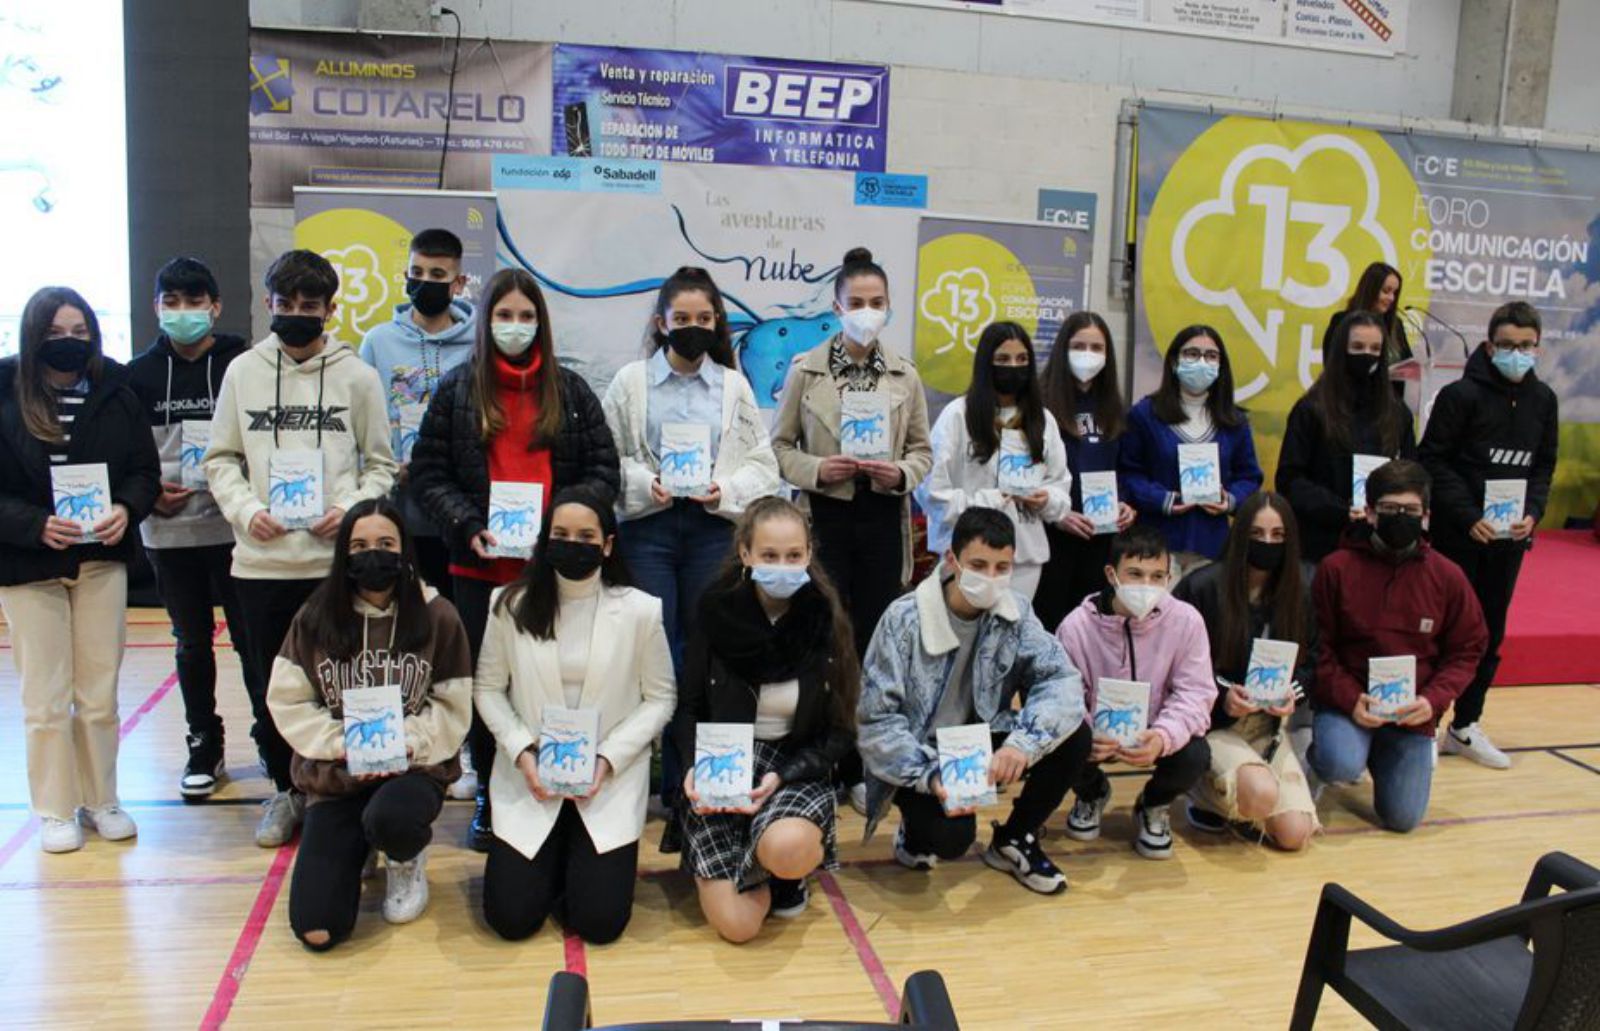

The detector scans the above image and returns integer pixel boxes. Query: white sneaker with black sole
[982,822,1067,895]
[1064,781,1112,842]
[382,849,430,924]
[769,877,810,918]
[1439,723,1512,770]
[1133,793,1174,860]
[892,822,938,871]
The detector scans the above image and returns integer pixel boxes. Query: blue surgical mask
[750,564,810,599]
[1175,359,1219,393]
[1491,347,1536,383]
[160,308,214,346]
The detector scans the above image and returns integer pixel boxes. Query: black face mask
[667,325,718,363]
[347,550,406,593]
[1246,539,1286,572]
[405,278,454,318]
[1374,512,1424,552]
[1345,353,1381,381]
[272,314,325,349]
[991,365,1032,397]
[39,336,90,374]
[545,538,605,581]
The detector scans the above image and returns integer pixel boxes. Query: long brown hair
[1213,492,1308,673]
[1309,311,1404,454]
[16,286,105,444]
[1342,261,1405,361]
[1041,310,1124,441]
[708,496,860,732]
[472,268,561,445]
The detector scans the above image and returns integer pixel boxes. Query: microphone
[1403,306,1471,361]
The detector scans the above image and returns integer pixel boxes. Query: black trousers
[289,772,444,950]
[147,543,258,738]
[1435,539,1527,728]
[1075,736,1211,809]
[810,487,905,659]
[482,800,638,944]
[232,576,322,792]
[1033,525,1112,635]
[453,575,498,787]
[895,723,1093,859]
[413,535,453,604]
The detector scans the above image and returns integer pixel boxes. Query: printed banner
[292,188,498,347]
[249,29,551,206]
[550,43,889,172]
[914,215,1094,414]
[1134,104,1600,526]
[1289,0,1407,50]
[494,157,918,407]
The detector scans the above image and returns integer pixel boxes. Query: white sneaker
[446,756,478,801]
[847,782,869,817]
[79,805,137,841]
[255,790,305,847]
[382,849,430,924]
[40,817,84,854]
[1439,723,1512,770]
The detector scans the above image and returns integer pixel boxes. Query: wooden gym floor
[0,611,1597,1029]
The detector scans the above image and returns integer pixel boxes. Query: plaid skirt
[679,740,839,891]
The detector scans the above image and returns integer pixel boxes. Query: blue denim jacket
[856,572,1086,840]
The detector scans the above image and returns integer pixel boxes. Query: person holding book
[206,249,398,849]
[473,486,675,944]
[1171,493,1318,851]
[0,286,160,854]
[1276,311,1417,563]
[858,506,1090,895]
[267,498,473,950]
[917,321,1072,601]
[1034,311,1136,632]
[1308,459,1487,833]
[125,257,259,799]
[1321,262,1412,365]
[1419,302,1558,770]
[673,496,859,942]
[357,228,478,600]
[1119,325,1262,572]
[1056,524,1216,860]
[410,267,620,852]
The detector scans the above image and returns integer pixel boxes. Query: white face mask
[1114,578,1166,620]
[955,564,1011,611]
[1068,350,1107,383]
[492,321,537,357]
[839,306,888,345]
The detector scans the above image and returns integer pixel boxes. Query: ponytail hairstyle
[645,265,736,369]
[833,246,889,303]
[16,286,105,444]
[964,321,1046,464]
[298,498,434,661]
[1041,310,1124,441]
[496,484,632,641]
[1212,492,1308,674]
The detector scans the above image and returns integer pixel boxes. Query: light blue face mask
[750,563,810,599]
[1491,347,1537,383]
[159,308,214,346]
[1175,359,1220,393]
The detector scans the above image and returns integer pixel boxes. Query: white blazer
[915,397,1073,566]
[473,584,676,859]
[601,357,781,521]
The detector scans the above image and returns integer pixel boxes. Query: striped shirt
[49,381,88,464]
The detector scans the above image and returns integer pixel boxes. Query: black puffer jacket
[0,357,161,586]
[1419,344,1559,551]
[409,361,619,568]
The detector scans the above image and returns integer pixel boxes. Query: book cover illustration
[659,422,713,497]
[1177,443,1222,506]
[268,450,324,531]
[180,420,211,490]
[1367,655,1418,722]
[51,462,112,543]
[539,704,601,797]
[485,481,544,560]
[342,683,408,777]
[936,723,997,811]
[838,391,891,461]
[395,402,427,464]
[1244,638,1300,707]
[693,722,755,810]
[1080,470,1119,534]
[1483,479,1527,540]
[1352,453,1386,509]
[1093,678,1150,749]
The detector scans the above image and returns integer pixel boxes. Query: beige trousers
[0,560,128,820]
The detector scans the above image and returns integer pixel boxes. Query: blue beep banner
[551,44,890,172]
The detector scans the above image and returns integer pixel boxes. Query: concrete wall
[1546,0,1600,136]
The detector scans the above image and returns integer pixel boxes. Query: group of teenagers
[0,232,1559,951]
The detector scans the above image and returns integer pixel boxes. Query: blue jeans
[1310,710,1435,833]
[619,501,733,801]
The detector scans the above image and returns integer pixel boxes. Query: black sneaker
[982,822,1067,895]
[180,731,225,800]
[1133,792,1174,860]
[769,877,809,918]
[658,810,683,855]
[468,790,494,853]
[1185,799,1227,834]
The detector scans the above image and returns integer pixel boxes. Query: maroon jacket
[1313,531,1488,732]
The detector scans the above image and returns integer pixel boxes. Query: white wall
[1545,0,1600,136]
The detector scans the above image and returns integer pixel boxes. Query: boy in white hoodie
[204,249,397,847]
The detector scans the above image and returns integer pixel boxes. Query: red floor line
[816,870,899,1020]
[563,929,588,976]
[199,842,297,1031]
[0,873,264,892]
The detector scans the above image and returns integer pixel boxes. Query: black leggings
[452,575,498,786]
[289,772,445,951]
[482,800,639,944]
[147,542,258,738]
[1075,736,1211,809]
[233,576,322,791]
[1435,540,1526,728]
[895,723,1093,860]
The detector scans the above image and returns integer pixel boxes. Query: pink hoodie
[1053,591,1217,755]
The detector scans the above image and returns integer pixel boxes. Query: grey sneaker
[255,790,304,848]
[382,849,430,924]
[1065,781,1112,842]
[1133,794,1174,860]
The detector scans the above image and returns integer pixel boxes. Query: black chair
[541,969,960,1030]
[1290,851,1600,1029]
